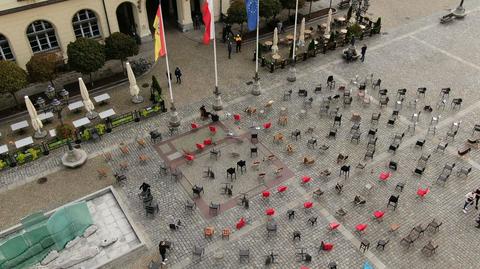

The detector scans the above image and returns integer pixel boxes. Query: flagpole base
[251,74,261,96]
[131,95,144,104]
[287,66,297,82]
[452,6,466,17]
[33,130,47,139]
[212,87,223,111]
[86,111,98,120]
[169,104,181,128]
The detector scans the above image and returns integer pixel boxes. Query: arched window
[72,9,101,38]
[0,34,14,60]
[26,20,59,53]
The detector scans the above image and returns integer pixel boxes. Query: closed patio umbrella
[126,62,143,103]
[298,18,306,47]
[271,27,279,55]
[25,96,46,138]
[326,9,333,36]
[79,77,97,119]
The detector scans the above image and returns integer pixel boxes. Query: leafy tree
[260,0,282,21]
[67,37,106,86]
[227,0,247,33]
[0,61,28,106]
[26,52,60,86]
[151,75,162,96]
[104,32,139,71]
[280,0,305,17]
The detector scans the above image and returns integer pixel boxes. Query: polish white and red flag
[202,0,214,44]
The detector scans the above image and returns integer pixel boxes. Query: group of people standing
[223,23,242,59]
[463,189,480,228]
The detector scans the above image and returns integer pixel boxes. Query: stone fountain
[61,141,87,168]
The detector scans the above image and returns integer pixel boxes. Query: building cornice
[0,0,68,16]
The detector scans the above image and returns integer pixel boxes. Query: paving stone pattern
[3,3,480,269]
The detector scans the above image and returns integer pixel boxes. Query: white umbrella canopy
[298,18,306,47]
[326,9,333,35]
[25,96,43,132]
[79,78,97,119]
[272,27,279,54]
[126,62,143,103]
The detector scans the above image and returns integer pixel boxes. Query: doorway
[116,2,137,36]
[146,0,178,33]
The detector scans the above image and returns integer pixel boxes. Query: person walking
[475,188,480,210]
[174,67,182,84]
[227,41,232,59]
[476,213,480,228]
[159,241,170,264]
[463,190,476,213]
[360,44,368,62]
[234,34,242,53]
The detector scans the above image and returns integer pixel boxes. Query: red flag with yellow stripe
[153,5,166,61]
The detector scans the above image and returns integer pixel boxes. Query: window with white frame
[72,9,101,38]
[26,20,59,53]
[0,34,14,60]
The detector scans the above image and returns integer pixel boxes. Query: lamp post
[36,97,46,113]
[51,98,65,126]
[45,85,56,99]
[59,88,70,104]
[287,0,299,82]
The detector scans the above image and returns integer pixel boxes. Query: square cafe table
[15,137,34,149]
[0,145,8,155]
[93,93,111,104]
[68,100,84,112]
[99,108,116,119]
[72,117,91,128]
[38,112,54,122]
[11,120,29,132]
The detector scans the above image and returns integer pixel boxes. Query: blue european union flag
[245,0,258,31]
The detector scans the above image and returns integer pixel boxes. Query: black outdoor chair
[145,203,159,218]
[353,195,366,206]
[388,161,398,171]
[291,129,301,140]
[376,239,390,250]
[227,167,236,179]
[287,209,296,220]
[340,165,350,179]
[239,249,250,263]
[427,219,443,233]
[237,160,246,174]
[250,147,258,157]
[150,130,163,143]
[209,202,220,215]
[298,89,308,97]
[387,195,399,210]
[192,185,204,197]
[422,241,438,256]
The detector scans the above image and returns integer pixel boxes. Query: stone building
[0,0,229,68]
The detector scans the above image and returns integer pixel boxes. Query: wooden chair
[245,106,257,115]
[204,227,215,238]
[120,144,129,154]
[97,168,108,179]
[139,154,149,163]
[137,138,146,147]
[103,152,112,162]
[273,133,284,143]
[389,223,401,233]
[119,161,129,171]
[222,228,231,240]
[274,167,283,177]
[278,115,288,126]
[303,157,315,165]
[286,144,294,154]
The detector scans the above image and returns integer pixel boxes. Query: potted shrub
[16,153,26,164]
[95,124,106,135]
[81,129,92,141]
[55,124,75,139]
[26,148,40,160]
[0,159,7,170]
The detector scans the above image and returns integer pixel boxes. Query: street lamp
[51,98,65,126]
[45,85,56,99]
[36,97,46,113]
[59,88,70,104]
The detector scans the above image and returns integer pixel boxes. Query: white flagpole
[212,0,223,110]
[159,4,180,127]
[252,0,261,96]
[287,0,299,82]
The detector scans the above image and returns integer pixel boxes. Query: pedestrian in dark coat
[174,67,182,84]
[361,44,368,62]
[227,41,232,59]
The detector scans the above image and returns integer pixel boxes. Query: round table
[359,24,366,30]
[340,29,348,34]
[272,54,281,61]
[324,34,331,39]
[286,34,294,40]
[337,17,346,22]
[264,40,273,46]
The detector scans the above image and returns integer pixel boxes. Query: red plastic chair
[417,187,430,199]
[262,191,270,198]
[379,172,391,182]
[328,222,340,231]
[209,125,217,134]
[373,210,385,221]
[321,241,334,251]
[234,114,241,121]
[301,176,311,184]
[236,218,246,229]
[300,267,310,269]
[265,208,275,216]
[277,185,288,193]
[304,201,313,209]
[355,223,368,234]
[191,122,199,130]
[184,154,195,162]
[196,143,205,150]
[263,122,272,129]
[203,138,212,145]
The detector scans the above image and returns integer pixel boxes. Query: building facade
[0,0,229,68]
